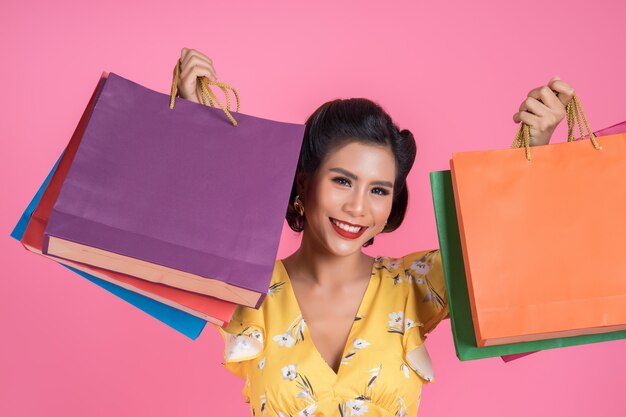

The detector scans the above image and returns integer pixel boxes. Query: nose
[343,187,367,217]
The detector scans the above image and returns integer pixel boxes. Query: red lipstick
[329,217,367,239]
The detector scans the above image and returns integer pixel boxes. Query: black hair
[286,98,416,247]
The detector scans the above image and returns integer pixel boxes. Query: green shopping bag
[430,170,626,360]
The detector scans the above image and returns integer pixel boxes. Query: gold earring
[293,195,305,217]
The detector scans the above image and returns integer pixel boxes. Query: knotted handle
[511,94,602,161]
[169,59,240,127]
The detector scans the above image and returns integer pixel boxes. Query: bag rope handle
[511,94,602,161]
[169,59,240,127]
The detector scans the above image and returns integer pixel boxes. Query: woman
[177,48,573,417]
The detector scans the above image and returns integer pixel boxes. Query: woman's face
[301,140,396,256]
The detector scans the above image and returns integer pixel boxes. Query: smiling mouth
[329,217,368,238]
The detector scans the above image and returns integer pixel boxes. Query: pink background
[2,1,625,416]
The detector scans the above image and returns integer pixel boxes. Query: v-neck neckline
[276,258,378,379]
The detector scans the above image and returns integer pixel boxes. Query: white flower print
[405,269,425,285]
[410,259,430,275]
[388,312,404,329]
[250,329,263,342]
[259,393,267,414]
[295,317,307,340]
[423,276,445,307]
[297,391,313,402]
[258,357,266,370]
[405,269,424,285]
[367,364,382,390]
[273,315,306,348]
[223,325,264,361]
[346,399,369,416]
[273,331,296,348]
[268,281,285,297]
[281,364,298,381]
[375,256,402,271]
[401,363,410,379]
[388,312,404,328]
[388,259,402,269]
[353,338,370,349]
[341,350,356,366]
[392,274,403,285]
[298,403,317,417]
[404,318,414,331]
[295,373,318,402]
[342,339,370,366]
[395,397,408,417]
[405,251,439,286]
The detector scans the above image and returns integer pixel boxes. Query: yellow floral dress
[214,249,448,417]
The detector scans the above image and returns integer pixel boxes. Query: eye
[332,176,351,187]
[372,187,390,196]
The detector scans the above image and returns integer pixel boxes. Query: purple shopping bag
[594,120,626,136]
[43,72,304,309]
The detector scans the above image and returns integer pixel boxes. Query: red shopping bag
[21,72,236,326]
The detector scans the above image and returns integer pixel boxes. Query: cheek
[371,197,393,225]
[310,181,344,213]
[372,198,394,221]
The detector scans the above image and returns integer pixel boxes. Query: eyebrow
[329,167,394,188]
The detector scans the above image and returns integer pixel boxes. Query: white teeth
[332,219,362,233]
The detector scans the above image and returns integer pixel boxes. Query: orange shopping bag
[450,96,626,347]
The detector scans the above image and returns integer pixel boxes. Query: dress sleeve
[211,302,265,380]
[400,249,449,382]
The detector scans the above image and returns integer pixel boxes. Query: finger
[514,110,540,127]
[182,50,215,75]
[180,48,192,69]
[181,61,217,82]
[180,64,217,95]
[519,96,550,117]
[548,78,575,106]
[524,85,546,103]
[180,47,189,61]
[528,85,563,113]
[183,48,214,68]
[181,56,217,81]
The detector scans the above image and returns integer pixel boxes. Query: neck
[284,228,371,287]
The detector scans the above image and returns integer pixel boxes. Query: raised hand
[177,48,218,104]
[513,77,575,146]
